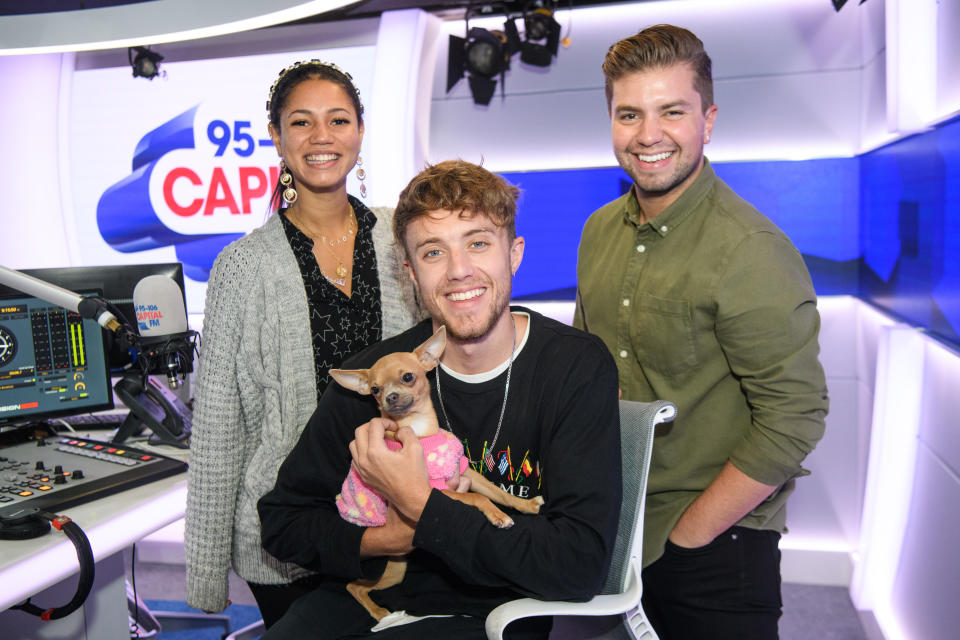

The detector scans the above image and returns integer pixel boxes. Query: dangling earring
[279,160,297,205]
[356,155,367,199]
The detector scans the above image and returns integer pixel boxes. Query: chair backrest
[601,399,677,595]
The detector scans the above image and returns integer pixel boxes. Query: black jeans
[641,526,783,640]
[258,580,549,640]
[247,576,328,629]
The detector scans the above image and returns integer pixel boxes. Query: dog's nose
[386,392,399,405]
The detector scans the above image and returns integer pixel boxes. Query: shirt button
[618,349,628,358]
[636,244,646,253]
[622,299,630,307]
[660,225,668,233]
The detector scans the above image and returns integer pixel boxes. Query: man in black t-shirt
[258,160,621,640]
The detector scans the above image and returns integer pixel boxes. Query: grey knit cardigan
[184,208,419,613]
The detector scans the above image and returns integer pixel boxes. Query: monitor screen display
[0,263,188,373]
[0,292,113,426]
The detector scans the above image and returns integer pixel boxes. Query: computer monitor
[0,263,189,374]
[0,291,113,427]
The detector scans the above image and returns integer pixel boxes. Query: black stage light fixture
[520,3,561,67]
[447,24,520,106]
[832,0,868,11]
[128,46,164,80]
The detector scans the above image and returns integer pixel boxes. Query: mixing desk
[0,429,186,526]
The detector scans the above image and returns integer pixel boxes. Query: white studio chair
[485,399,677,640]
[225,618,265,639]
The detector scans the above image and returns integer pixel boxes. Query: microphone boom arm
[0,265,124,333]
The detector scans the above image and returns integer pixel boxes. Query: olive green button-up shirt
[574,159,829,568]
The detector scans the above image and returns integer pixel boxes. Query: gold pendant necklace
[290,208,355,287]
[316,241,349,287]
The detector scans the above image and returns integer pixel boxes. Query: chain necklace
[434,316,516,472]
[319,210,356,247]
[290,208,355,287]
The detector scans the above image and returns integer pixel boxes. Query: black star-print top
[279,195,382,401]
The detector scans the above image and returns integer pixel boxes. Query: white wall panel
[790,377,862,545]
[888,445,960,640]
[366,9,443,207]
[784,298,869,563]
[817,296,860,378]
[858,0,894,151]
[917,341,960,492]
[855,301,897,400]
[712,71,861,161]
[860,47,894,151]
[849,325,960,640]
[0,53,71,269]
[430,88,613,172]
[937,0,960,119]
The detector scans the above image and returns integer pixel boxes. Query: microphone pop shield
[133,275,188,337]
[132,274,196,388]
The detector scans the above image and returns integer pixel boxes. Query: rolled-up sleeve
[716,232,829,486]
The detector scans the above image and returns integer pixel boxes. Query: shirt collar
[623,157,717,236]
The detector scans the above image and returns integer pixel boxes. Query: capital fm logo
[97,104,280,282]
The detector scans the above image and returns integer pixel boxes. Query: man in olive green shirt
[574,25,829,640]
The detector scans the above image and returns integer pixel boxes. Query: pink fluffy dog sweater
[337,429,469,527]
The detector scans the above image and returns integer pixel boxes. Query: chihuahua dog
[329,325,544,623]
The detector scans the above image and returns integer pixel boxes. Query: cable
[130,542,143,637]
[51,418,77,433]
[10,512,95,620]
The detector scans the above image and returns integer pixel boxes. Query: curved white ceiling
[0,0,355,55]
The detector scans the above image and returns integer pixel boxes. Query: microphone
[0,265,123,332]
[132,275,197,389]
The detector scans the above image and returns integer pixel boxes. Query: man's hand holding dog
[349,418,432,522]
[359,506,416,557]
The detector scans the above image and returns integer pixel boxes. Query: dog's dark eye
[401,372,415,384]
[370,386,381,395]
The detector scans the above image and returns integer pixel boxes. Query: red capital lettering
[239,167,267,214]
[204,167,239,216]
[163,167,203,217]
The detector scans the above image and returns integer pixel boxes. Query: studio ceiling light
[446,1,567,106]
[520,3,561,67]
[832,0,869,11]
[448,21,520,106]
[128,46,165,80]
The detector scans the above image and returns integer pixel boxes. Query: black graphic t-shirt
[260,308,622,625]
[279,195,382,400]
[435,357,543,503]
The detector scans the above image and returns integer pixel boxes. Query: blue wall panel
[860,116,960,345]
[502,157,861,300]
[501,167,627,300]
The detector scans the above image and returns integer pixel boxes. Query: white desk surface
[0,435,188,612]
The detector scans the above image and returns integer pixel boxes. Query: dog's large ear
[414,326,446,371]
[329,368,372,395]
